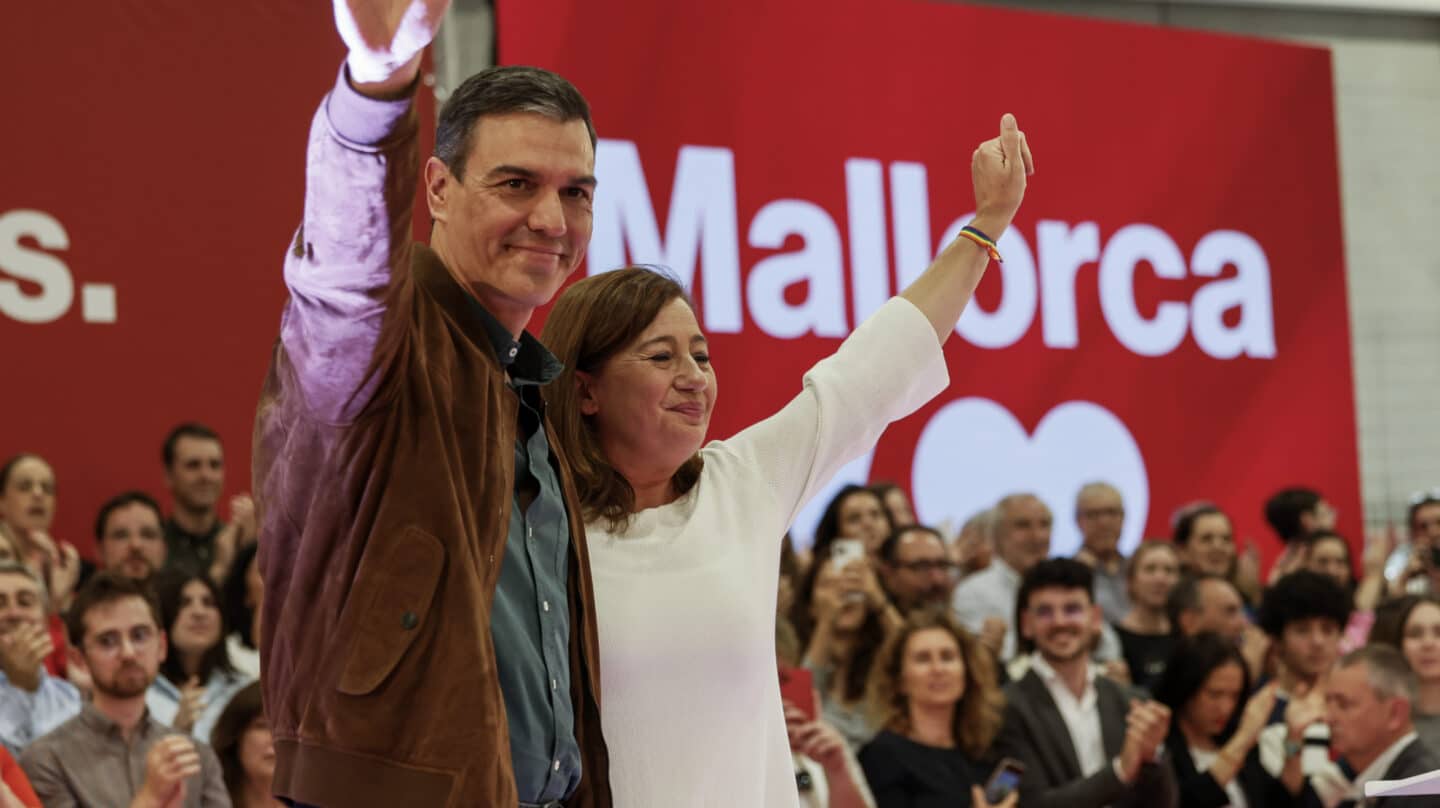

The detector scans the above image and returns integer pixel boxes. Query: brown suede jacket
[251,70,610,807]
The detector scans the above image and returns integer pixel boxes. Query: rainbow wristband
[957,225,1002,263]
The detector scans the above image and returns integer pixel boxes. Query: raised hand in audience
[170,677,207,735]
[783,703,870,808]
[334,0,452,94]
[979,616,1007,657]
[0,622,51,692]
[1117,700,1171,782]
[133,735,200,808]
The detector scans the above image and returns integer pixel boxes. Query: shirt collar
[1352,731,1419,794]
[79,701,160,740]
[1030,652,1097,694]
[992,557,1021,587]
[463,294,563,385]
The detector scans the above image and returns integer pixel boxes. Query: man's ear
[576,370,599,416]
[156,628,168,665]
[424,157,454,224]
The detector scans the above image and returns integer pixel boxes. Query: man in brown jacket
[252,1,610,805]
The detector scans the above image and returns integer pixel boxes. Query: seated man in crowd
[1264,487,1336,583]
[96,492,169,582]
[994,558,1177,808]
[952,493,1054,659]
[1071,482,1130,623]
[1326,645,1440,807]
[20,573,227,807]
[161,423,254,583]
[0,563,80,755]
[877,525,958,614]
[1168,573,1269,677]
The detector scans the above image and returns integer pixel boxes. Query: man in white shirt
[994,558,1177,808]
[951,493,1052,659]
[1326,645,1439,808]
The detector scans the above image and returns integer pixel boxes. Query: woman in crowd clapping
[859,609,1014,808]
[1154,633,1312,807]
[147,571,254,740]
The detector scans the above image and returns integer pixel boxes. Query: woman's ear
[576,370,599,416]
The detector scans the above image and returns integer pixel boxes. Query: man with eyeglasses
[1073,482,1130,624]
[877,525,958,613]
[20,572,227,807]
[0,561,79,756]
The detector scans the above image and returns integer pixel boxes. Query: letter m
[589,140,742,333]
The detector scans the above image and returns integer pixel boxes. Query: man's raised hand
[334,0,451,93]
[970,113,1034,239]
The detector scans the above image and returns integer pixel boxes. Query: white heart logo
[911,398,1150,557]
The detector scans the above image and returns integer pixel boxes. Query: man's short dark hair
[94,491,164,542]
[1166,573,1209,631]
[162,422,221,469]
[1410,493,1440,533]
[66,572,163,648]
[877,525,945,564]
[434,66,596,180]
[1257,570,1353,638]
[1264,487,1323,543]
[1172,503,1226,546]
[1016,557,1094,615]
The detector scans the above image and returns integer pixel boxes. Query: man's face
[1075,488,1124,557]
[76,596,165,700]
[100,503,167,580]
[1412,503,1440,550]
[1021,586,1097,664]
[166,436,224,512]
[998,496,1053,574]
[1183,513,1235,577]
[883,531,956,610]
[427,113,595,321]
[1190,578,1247,643]
[0,572,45,634]
[1326,663,1405,764]
[1280,616,1341,681]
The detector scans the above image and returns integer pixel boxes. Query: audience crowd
[3,425,1439,807]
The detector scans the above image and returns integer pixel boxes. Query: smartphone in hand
[779,665,817,722]
[983,757,1025,804]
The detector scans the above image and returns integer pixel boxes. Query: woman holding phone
[858,609,1014,808]
[542,115,1031,806]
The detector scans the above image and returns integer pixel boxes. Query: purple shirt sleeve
[279,64,420,423]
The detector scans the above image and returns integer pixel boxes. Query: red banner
[499,0,1359,565]
[2,5,433,557]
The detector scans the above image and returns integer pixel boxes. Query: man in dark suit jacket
[994,558,1179,808]
[1326,645,1440,808]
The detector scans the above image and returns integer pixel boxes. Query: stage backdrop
[1,4,433,558]
[497,0,1360,564]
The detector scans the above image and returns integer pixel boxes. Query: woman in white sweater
[541,116,1033,807]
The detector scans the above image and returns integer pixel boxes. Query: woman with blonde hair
[858,609,1014,808]
[541,117,1032,805]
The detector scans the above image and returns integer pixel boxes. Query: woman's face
[883,488,916,528]
[1402,602,1440,684]
[1306,537,1352,589]
[810,561,871,632]
[1184,513,1235,577]
[900,628,966,712]
[1184,661,1245,738]
[1130,546,1180,610]
[579,298,717,487]
[839,493,890,553]
[0,457,55,533]
[238,715,277,786]
[172,579,223,656]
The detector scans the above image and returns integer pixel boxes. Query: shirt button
[543,600,550,612]
[527,526,534,539]
[553,760,560,772]
[401,611,418,630]
[551,678,557,691]
[508,346,518,358]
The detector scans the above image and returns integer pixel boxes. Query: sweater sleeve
[721,297,948,540]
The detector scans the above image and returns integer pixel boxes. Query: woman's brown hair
[866,607,1004,759]
[541,267,704,531]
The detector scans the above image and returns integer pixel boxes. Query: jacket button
[401,611,419,630]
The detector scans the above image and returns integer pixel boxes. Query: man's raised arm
[279,0,450,422]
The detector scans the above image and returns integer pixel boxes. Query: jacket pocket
[337,526,446,696]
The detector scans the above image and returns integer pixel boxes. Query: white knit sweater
[587,297,948,807]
